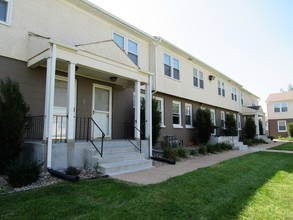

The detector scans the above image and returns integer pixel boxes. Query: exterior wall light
[110,76,118,82]
[209,75,215,81]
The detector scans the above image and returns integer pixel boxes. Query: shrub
[6,160,43,188]
[195,108,214,144]
[218,143,233,151]
[177,148,187,158]
[163,147,178,161]
[206,144,215,154]
[244,117,256,139]
[190,149,198,156]
[0,77,31,174]
[141,98,162,146]
[288,123,293,137]
[198,146,206,155]
[65,166,80,176]
[225,113,238,136]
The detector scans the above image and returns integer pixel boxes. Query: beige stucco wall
[267,100,293,120]
[155,45,245,112]
[0,0,151,73]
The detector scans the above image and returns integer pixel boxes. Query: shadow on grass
[0,152,292,219]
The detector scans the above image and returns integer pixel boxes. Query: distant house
[0,0,267,174]
[266,91,293,137]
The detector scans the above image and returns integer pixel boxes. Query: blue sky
[89,0,293,113]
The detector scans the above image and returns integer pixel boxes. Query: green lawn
[270,142,293,151]
[0,152,292,219]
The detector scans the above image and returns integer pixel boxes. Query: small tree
[141,98,162,146]
[244,117,256,139]
[225,113,238,136]
[288,122,293,137]
[0,77,31,174]
[195,108,214,144]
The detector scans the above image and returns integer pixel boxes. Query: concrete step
[93,151,145,163]
[98,159,153,176]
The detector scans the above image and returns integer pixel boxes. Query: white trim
[154,96,165,127]
[134,81,141,139]
[221,111,226,128]
[172,100,182,128]
[210,109,216,135]
[92,84,113,138]
[185,103,193,128]
[0,0,13,26]
[277,120,287,132]
[237,114,242,130]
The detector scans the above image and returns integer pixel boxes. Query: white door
[92,84,112,138]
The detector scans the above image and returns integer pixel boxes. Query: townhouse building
[0,0,265,174]
[266,91,293,137]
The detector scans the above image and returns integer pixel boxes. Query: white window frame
[0,0,13,26]
[164,52,180,80]
[231,88,237,101]
[274,102,288,113]
[199,71,204,89]
[221,111,226,128]
[240,93,244,106]
[210,109,216,135]
[277,120,287,132]
[172,101,182,128]
[154,96,165,127]
[237,114,242,130]
[185,103,193,128]
[113,32,139,65]
[218,80,225,97]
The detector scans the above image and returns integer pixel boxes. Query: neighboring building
[0,0,265,174]
[266,91,293,137]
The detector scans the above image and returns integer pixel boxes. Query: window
[154,97,165,127]
[218,81,225,97]
[221,111,226,128]
[278,120,287,132]
[113,33,139,65]
[237,114,241,130]
[185,103,193,128]
[164,53,180,80]
[274,102,288,113]
[173,58,180,80]
[210,109,216,135]
[193,68,204,89]
[0,0,12,25]
[172,101,182,127]
[231,88,237,101]
[128,39,138,64]
[240,93,244,106]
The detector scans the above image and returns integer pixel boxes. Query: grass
[270,142,293,151]
[0,152,292,219]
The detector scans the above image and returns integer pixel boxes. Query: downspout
[152,36,161,95]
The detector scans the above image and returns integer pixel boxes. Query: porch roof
[27,33,151,85]
[242,106,265,117]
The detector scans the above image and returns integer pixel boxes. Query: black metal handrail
[124,120,143,153]
[87,117,105,157]
[25,115,44,140]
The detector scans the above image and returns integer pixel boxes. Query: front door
[92,84,112,138]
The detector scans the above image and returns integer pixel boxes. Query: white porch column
[67,62,75,141]
[134,80,141,139]
[262,116,266,135]
[145,76,153,156]
[255,113,259,137]
[46,44,57,168]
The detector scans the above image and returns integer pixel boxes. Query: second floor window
[113,33,138,65]
[164,53,180,80]
[218,81,225,97]
[274,102,288,113]
[193,68,204,89]
[0,0,12,25]
[231,88,237,101]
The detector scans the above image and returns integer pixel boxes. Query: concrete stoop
[85,140,153,176]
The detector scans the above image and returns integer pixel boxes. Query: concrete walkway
[113,142,290,185]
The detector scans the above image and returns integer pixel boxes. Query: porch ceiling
[242,106,265,117]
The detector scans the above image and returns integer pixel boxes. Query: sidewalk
[113,142,287,185]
